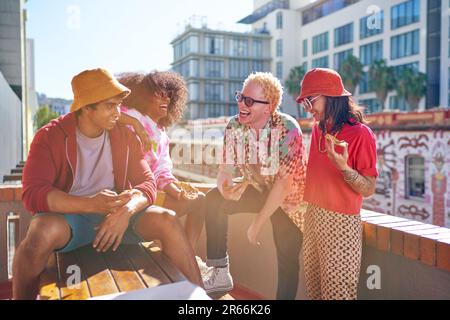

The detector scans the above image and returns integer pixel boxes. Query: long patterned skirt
[303,203,363,300]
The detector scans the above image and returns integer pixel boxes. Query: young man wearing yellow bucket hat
[13,68,203,299]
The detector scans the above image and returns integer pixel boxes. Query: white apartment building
[239,0,450,116]
[171,25,271,120]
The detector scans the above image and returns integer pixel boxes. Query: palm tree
[396,68,427,111]
[285,65,307,118]
[339,55,363,94]
[369,59,394,111]
[34,105,59,131]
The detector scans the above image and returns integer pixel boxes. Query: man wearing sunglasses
[202,72,307,300]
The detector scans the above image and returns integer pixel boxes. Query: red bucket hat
[295,68,351,103]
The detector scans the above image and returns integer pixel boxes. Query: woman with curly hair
[116,71,207,265]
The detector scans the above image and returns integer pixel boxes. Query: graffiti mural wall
[362,130,450,228]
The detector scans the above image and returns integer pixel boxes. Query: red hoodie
[22,112,157,214]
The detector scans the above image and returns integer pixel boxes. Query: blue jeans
[205,186,303,300]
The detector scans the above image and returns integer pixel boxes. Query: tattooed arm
[340,167,376,197]
[325,138,376,197]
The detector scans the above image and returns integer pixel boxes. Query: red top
[304,121,378,215]
[22,112,157,214]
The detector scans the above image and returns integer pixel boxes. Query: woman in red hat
[296,68,378,300]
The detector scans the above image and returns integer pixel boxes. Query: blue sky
[26,0,253,99]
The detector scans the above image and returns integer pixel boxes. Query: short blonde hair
[243,72,283,113]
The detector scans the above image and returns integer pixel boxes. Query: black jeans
[205,186,303,300]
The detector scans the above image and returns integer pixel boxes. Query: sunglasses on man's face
[299,95,320,111]
[235,91,270,108]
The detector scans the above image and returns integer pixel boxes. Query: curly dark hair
[116,71,188,128]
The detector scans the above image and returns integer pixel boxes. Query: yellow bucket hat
[70,68,131,112]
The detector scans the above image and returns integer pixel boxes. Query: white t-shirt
[69,128,115,197]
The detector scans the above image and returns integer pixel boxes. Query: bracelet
[343,170,359,182]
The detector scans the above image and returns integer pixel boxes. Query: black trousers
[205,186,303,300]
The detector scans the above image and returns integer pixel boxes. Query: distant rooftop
[238,0,290,24]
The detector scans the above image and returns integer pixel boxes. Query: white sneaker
[203,266,233,294]
[196,256,214,277]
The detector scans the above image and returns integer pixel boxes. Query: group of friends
[12,66,378,300]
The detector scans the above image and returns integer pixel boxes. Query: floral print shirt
[223,111,307,226]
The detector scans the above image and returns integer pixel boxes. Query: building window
[229,59,249,79]
[359,40,383,66]
[276,62,283,79]
[448,67,450,106]
[389,95,409,111]
[312,55,329,68]
[188,82,200,101]
[360,10,384,39]
[405,155,425,199]
[251,61,265,73]
[391,29,419,60]
[334,22,353,47]
[229,104,238,116]
[206,104,227,118]
[334,48,353,71]
[189,59,199,77]
[358,72,374,94]
[174,61,190,78]
[276,11,283,29]
[448,17,450,58]
[253,39,263,57]
[189,36,199,53]
[303,39,308,57]
[392,61,419,76]
[276,39,283,57]
[229,82,242,101]
[205,59,224,78]
[302,61,308,71]
[205,36,224,55]
[230,38,249,56]
[391,0,420,30]
[174,35,198,60]
[205,83,224,102]
[359,98,381,114]
[312,32,329,54]
[302,0,360,25]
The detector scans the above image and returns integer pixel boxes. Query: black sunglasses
[235,91,270,108]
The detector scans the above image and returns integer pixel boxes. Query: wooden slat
[57,250,91,300]
[0,212,8,282]
[75,245,119,298]
[38,254,60,300]
[125,244,172,288]
[102,245,147,293]
[141,242,186,282]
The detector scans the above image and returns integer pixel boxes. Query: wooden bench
[39,244,233,300]
[37,183,233,300]
[0,183,233,300]
[39,242,189,300]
